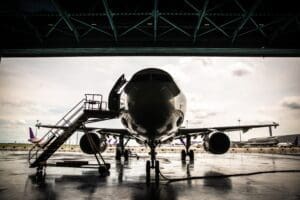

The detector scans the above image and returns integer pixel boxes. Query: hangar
[0,1,300,199]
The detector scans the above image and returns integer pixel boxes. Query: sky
[0,56,300,143]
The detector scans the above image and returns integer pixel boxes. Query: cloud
[0,119,27,128]
[231,62,253,77]
[281,96,300,110]
[187,110,217,126]
[0,99,67,115]
[0,99,34,108]
[193,111,217,119]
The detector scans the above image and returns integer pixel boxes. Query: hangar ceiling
[1,0,300,56]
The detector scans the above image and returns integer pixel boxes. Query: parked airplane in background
[242,136,280,147]
[277,142,293,147]
[277,137,298,147]
[235,135,299,148]
[34,68,279,183]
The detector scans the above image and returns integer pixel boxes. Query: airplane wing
[176,122,279,138]
[36,124,132,138]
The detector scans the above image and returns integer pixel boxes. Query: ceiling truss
[0,0,299,56]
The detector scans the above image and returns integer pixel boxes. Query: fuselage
[120,68,186,143]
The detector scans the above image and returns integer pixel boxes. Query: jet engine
[203,131,230,154]
[79,133,107,154]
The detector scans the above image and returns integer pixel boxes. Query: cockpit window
[131,74,150,82]
[131,73,172,82]
[151,74,172,82]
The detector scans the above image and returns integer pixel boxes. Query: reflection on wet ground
[0,151,300,200]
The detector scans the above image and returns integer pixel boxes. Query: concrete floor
[0,151,299,200]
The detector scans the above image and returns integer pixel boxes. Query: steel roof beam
[101,0,118,41]
[45,18,62,38]
[2,48,300,57]
[198,17,241,37]
[158,27,175,38]
[232,0,261,43]
[159,16,191,38]
[184,0,199,13]
[50,0,80,42]
[192,0,210,42]
[239,18,284,37]
[81,27,93,38]
[120,16,152,37]
[204,17,229,38]
[23,16,43,43]
[3,12,298,17]
[269,17,296,44]
[234,0,266,38]
[153,0,158,41]
[136,27,153,38]
[70,17,112,37]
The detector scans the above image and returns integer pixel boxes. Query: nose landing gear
[115,135,130,161]
[146,143,160,185]
[180,135,195,161]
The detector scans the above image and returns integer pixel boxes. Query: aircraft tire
[155,160,160,184]
[146,160,151,185]
[181,150,186,160]
[115,149,121,160]
[189,150,194,161]
[124,149,129,161]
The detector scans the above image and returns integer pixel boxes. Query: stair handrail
[28,98,85,163]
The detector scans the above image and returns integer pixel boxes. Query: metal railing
[28,98,85,164]
[28,94,109,165]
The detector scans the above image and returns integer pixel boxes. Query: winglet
[273,122,279,128]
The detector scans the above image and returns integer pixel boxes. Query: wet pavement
[0,151,299,200]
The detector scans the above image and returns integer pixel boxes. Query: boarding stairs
[28,94,118,168]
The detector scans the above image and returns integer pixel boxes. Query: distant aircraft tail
[29,127,35,139]
[28,127,42,144]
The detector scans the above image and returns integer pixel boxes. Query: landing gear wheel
[155,160,160,184]
[189,150,194,161]
[115,149,121,160]
[181,150,186,160]
[124,149,129,161]
[146,160,151,185]
[98,165,109,176]
[104,163,111,170]
[36,166,46,182]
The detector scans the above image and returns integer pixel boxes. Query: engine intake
[203,131,230,154]
[79,133,107,154]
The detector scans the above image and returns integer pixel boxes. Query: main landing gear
[145,143,160,185]
[181,135,195,162]
[115,135,130,161]
[181,149,194,161]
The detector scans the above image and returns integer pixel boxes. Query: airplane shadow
[203,171,232,191]
[24,161,230,200]
[181,160,232,191]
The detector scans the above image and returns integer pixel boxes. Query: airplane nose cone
[128,85,173,130]
[130,101,172,131]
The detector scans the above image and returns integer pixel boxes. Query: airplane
[237,135,299,148]
[277,142,293,147]
[277,136,298,147]
[36,68,279,183]
[241,136,280,147]
[28,127,44,145]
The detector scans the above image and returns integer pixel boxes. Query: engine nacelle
[203,131,230,154]
[79,133,107,154]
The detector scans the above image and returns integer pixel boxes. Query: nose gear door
[108,74,127,112]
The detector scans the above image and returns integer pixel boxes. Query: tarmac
[0,151,299,200]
